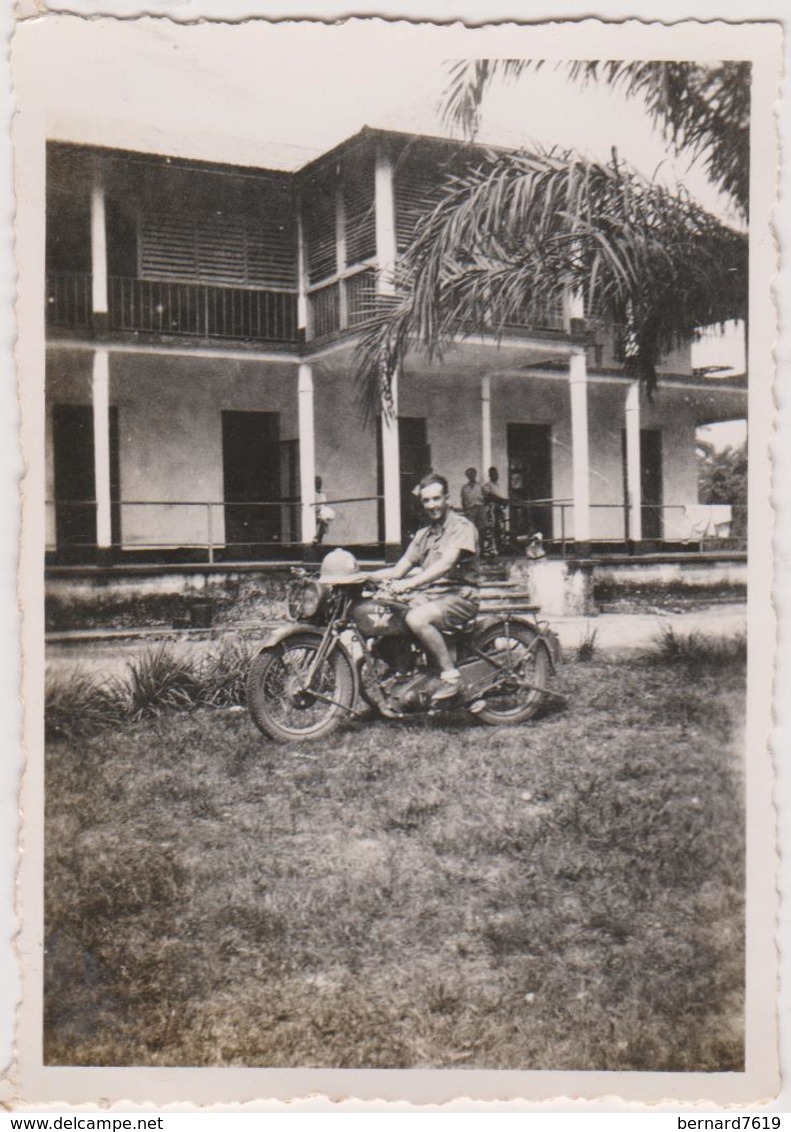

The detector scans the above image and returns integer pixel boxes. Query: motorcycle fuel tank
[350,598,410,638]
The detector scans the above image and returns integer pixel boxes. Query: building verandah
[45,330,746,567]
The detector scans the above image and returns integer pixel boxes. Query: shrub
[576,624,598,662]
[198,637,255,708]
[124,645,203,719]
[650,626,747,670]
[44,669,126,740]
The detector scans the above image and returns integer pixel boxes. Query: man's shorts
[407,587,479,632]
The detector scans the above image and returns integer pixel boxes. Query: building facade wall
[46,347,300,551]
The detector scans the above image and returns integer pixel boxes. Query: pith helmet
[319,548,367,584]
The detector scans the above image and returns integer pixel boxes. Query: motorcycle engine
[361,638,434,715]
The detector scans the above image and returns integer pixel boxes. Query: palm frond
[442,59,750,215]
[355,148,747,414]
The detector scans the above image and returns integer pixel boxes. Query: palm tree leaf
[355,146,747,411]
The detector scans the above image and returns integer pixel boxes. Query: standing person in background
[313,475,335,546]
[460,467,485,542]
[482,465,509,556]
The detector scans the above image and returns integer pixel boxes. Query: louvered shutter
[139,212,199,279]
[394,157,444,253]
[344,150,376,266]
[303,173,337,285]
[247,218,297,288]
[138,165,297,288]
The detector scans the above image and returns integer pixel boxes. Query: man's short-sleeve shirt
[404,509,479,592]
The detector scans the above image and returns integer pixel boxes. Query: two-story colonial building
[45,126,747,570]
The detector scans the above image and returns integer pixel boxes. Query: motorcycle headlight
[297,580,327,621]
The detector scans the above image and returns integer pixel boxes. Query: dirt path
[45,603,747,680]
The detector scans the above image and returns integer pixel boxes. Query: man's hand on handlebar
[388,578,415,596]
[365,576,415,598]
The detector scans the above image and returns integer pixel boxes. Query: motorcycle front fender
[254,621,324,652]
[252,622,362,704]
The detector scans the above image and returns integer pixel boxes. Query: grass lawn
[44,645,745,1071]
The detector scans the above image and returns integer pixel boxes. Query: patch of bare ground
[44,647,745,1071]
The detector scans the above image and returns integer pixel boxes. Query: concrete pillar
[297,363,317,544]
[90,158,108,317]
[563,288,585,333]
[375,145,397,295]
[296,205,309,336]
[624,380,643,542]
[481,375,492,475]
[91,349,112,559]
[381,367,401,558]
[336,185,347,329]
[569,348,591,549]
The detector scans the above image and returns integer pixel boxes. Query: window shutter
[138,165,297,289]
[394,158,444,252]
[303,174,337,285]
[344,150,376,266]
[139,212,199,279]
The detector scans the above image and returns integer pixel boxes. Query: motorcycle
[246,555,561,743]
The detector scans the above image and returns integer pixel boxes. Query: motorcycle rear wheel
[247,632,355,743]
[471,621,551,726]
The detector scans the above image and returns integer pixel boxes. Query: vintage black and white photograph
[11,12,780,1105]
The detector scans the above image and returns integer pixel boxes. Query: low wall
[592,559,747,613]
[509,555,747,616]
[46,567,293,632]
[509,559,595,617]
[46,553,749,630]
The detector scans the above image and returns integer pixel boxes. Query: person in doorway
[369,473,480,701]
[481,465,509,556]
[313,475,335,546]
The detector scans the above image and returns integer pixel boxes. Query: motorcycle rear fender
[253,622,361,699]
[473,612,561,672]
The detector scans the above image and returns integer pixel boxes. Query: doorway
[53,404,120,558]
[279,439,300,545]
[622,428,663,541]
[639,429,663,540]
[221,411,281,556]
[507,423,553,541]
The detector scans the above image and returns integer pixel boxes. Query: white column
[375,145,397,296]
[624,379,643,541]
[381,367,401,551]
[90,159,108,315]
[481,375,492,475]
[297,363,317,544]
[563,287,585,332]
[569,348,591,544]
[92,349,112,550]
[296,205,309,335]
[336,185,348,329]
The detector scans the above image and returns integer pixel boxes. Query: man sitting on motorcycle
[369,473,480,701]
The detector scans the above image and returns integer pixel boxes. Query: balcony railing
[47,272,573,346]
[308,281,340,339]
[46,495,747,567]
[46,274,299,344]
[346,270,378,328]
[46,273,92,329]
[45,495,383,565]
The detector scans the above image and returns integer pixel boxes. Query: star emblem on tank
[369,606,392,628]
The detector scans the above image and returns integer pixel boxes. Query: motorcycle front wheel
[472,621,551,726]
[247,632,355,743]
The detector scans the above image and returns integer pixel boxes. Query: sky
[25,16,740,223]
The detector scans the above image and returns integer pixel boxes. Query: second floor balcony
[47,273,299,346]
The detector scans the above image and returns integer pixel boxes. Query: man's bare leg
[405,606,462,701]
